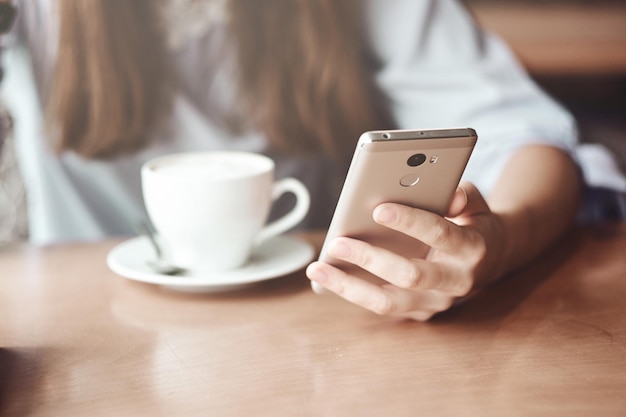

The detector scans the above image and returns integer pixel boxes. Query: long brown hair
[49,0,395,159]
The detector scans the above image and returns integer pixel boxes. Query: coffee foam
[154,160,263,181]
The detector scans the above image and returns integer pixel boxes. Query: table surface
[1,226,626,417]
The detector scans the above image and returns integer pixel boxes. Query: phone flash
[430,155,438,164]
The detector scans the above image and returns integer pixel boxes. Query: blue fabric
[580,186,626,223]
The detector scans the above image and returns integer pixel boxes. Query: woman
[1,0,622,320]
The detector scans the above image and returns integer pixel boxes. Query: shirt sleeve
[364,0,579,195]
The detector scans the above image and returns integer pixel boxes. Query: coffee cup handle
[255,178,310,245]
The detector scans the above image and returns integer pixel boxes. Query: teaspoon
[134,221,187,276]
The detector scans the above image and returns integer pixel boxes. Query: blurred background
[1,0,625,244]
[466,0,626,174]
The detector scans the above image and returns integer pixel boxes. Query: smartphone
[315,128,477,288]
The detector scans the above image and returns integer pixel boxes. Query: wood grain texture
[1,226,625,416]
[470,4,626,75]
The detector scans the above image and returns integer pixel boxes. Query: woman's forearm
[487,145,582,277]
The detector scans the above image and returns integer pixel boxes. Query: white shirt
[2,0,623,245]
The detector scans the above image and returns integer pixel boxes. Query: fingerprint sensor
[399,173,420,187]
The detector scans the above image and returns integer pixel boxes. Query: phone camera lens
[382,133,391,139]
[407,153,426,167]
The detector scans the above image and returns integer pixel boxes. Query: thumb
[446,181,490,218]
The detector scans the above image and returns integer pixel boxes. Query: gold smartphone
[316,128,477,287]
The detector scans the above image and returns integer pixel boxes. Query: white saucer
[106,235,315,292]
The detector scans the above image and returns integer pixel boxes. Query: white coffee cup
[141,151,310,273]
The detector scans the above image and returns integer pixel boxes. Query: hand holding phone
[315,128,477,289]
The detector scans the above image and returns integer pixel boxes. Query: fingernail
[374,206,396,224]
[329,240,351,259]
[447,187,468,217]
[306,263,329,283]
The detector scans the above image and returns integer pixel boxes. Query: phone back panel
[320,129,477,276]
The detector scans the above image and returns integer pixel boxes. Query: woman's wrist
[485,145,581,281]
[490,207,533,281]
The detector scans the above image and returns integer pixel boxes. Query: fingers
[373,203,465,254]
[307,181,490,321]
[454,181,491,218]
[446,186,468,218]
[322,237,472,296]
[306,261,454,319]
[372,181,490,253]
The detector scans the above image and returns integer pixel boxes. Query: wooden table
[1,226,626,416]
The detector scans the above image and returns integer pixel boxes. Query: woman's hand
[306,181,507,321]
